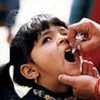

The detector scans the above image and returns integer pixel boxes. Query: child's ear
[20,63,39,80]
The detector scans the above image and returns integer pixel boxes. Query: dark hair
[10,14,67,86]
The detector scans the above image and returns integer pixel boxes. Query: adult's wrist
[94,78,100,99]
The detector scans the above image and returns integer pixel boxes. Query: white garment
[9,65,32,98]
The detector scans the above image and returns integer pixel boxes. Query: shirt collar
[9,65,32,98]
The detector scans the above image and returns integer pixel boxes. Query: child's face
[31,26,81,78]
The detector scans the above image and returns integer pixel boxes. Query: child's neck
[37,75,69,93]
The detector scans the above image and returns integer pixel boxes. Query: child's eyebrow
[41,30,51,36]
[41,26,68,36]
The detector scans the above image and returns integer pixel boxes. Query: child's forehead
[41,26,68,35]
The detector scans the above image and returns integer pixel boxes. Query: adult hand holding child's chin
[59,60,100,99]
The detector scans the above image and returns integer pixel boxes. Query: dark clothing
[69,0,94,24]
[0,0,19,27]
[23,89,41,100]
[23,83,74,100]
[0,64,21,100]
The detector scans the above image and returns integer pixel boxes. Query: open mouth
[65,50,75,62]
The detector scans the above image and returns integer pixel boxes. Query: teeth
[66,49,71,52]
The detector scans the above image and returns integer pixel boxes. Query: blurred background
[0,0,100,72]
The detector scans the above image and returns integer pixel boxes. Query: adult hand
[68,18,100,52]
[81,60,99,78]
[58,60,100,99]
[59,75,99,99]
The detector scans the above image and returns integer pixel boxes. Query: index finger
[68,18,92,39]
[59,74,79,86]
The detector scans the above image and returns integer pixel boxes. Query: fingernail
[58,75,63,80]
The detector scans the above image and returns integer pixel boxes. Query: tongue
[65,51,75,62]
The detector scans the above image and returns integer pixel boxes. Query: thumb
[80,38,98,52]
[58,74,78,86]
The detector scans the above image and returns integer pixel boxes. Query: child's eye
[43,37,52,44]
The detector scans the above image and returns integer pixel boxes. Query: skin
[67,18,100,52]
[59,60,100,99]
[58,18,100,99]
[30,26,81,93]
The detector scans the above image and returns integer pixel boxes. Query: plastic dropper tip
[72,48,76,54]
